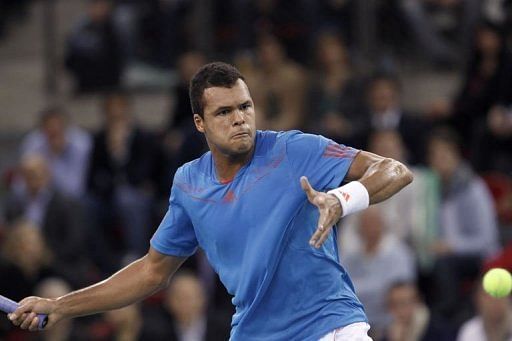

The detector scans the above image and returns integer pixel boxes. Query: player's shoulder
[255,130,307,156]
[174,151,211,184]
[259,129,313,145]
[278,130,329,149]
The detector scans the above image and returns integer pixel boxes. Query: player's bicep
[345,151,385,182]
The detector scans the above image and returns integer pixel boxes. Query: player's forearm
[54,255,176,318]
[358,158,413,204]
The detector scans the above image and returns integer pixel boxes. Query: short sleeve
[285,131,359,191]
[150,178,198,257]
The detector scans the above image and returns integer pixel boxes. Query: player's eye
[240,102,251,110]
[218,109,230,116]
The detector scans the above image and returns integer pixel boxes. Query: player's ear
[193,113,205,133]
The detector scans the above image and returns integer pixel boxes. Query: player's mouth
[231,131,250,139]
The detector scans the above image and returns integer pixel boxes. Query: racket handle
[0,295,48,329]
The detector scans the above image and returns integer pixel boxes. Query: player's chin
[233,141,253,153]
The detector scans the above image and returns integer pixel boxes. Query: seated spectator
[0,220,56,302]
[361,73,430,164]
[314,0,354,46]
[3,154,90,287]
[20,106,92,199]
[35,277,86,341]
[245,0,315,64]
[160,51,208,193]
[248,34,307,131]
[103,305,144,341]
[0,221,56,339]
[366,130,440,271]
[65,0,124,93]
[78,303,148,341]
[474,104,512,174]
[382,281,455,341]
[143,270,231,341]
[340,206,416,338]
[87,91,158,266]
[450,21,512,163]
[427,127,500,320]
[306,30,366,147]
[457,283,512,341]
[397,0,480,65]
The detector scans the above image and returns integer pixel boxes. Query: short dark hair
[189,62,245,117]
[367,72,402,93]
[102,89,131,112]
[428,126,462,153]
[39,105,67,126]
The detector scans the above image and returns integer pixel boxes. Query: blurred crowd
[1,0,512,340]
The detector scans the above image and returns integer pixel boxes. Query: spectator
[0,220,55,302]
[135,0,193,67]
[307,30,365,147]
[87,91,157,265]
[103,305,144,341]
[159,51,208,199]
[474,104,512,174]
[427,127,500,320]
[65,0,124,93]
[362,73,430,164]
[168,51,207,131]
[245,0,316,64]
[0,221,56,339]
[340,206,416,338]
[314,0,354,45]
[20,106,92,199]
[470,22,512,173]
[367,130,440,271]
[457,283,512,341]
[450,21,512,154]
[248,34,307,131]
[382,281,455,341]
[3,154,90,287]
[397,0,480,65]
[143,271,231,341]
[34,278,86,341]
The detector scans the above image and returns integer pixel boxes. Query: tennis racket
[0,295,47,329]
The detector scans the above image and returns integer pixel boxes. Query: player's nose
[232,109,245,126]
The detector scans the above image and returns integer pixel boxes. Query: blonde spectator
[0,220,55,301]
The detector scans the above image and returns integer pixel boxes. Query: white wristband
[328,181,370,217]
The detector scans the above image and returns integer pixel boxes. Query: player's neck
[212,149,254,183]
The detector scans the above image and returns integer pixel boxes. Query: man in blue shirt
[10,62,413,340]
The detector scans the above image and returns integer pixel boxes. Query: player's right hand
[8,296,62,331]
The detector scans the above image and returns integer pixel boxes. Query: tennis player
[9,62,413,340]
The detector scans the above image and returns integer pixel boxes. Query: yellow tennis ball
[483,268,512,298]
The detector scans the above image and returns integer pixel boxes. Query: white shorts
[319,322,373,341]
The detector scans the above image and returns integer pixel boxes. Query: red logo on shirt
[223,190,236,203]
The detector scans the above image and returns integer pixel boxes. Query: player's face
[194,79,256,158]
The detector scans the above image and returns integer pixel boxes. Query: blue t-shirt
[151,130,367,341]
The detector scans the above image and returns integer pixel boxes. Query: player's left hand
[300,176,342,248]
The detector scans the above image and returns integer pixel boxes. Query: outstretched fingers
[309,203,335,248]
[300,176,341,248]
[300,176,318,204]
